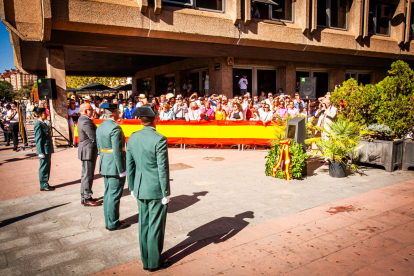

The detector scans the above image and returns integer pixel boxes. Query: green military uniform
[34,119,54,190]
[96,118,126,230]
[127,126,170,270]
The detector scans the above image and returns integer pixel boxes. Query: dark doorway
[233,68,252,97]
[313,72,329,98]
[296,71,310,83]
[188,72,200,94]
[257,70,276,96]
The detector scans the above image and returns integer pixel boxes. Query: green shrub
[331,60,414,138]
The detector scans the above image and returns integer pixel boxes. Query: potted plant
[331,60,414,172]
[358,124,403,172]
[306,120,365,178]
[403,131,414,170]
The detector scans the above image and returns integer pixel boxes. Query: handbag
[202,114,210,121]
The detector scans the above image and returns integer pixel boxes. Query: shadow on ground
[163,211,254,264]
[0,203,70,228]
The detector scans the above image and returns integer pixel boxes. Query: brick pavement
[93,180,414,276]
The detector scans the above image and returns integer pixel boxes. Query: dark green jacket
[96,119,126,176]
[34,120,54,155]
[127,126,170,199]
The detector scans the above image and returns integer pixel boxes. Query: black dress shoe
[40,186,55,191]
[148,260,172,272]
[5,143,10,146]
[106,221,131,231]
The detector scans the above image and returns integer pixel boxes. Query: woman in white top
[68,99,80,146]
[260,104,273,125]
[6,103,19,151]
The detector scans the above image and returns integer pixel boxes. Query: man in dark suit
[78,103,101,206]
[33,107,55,191]
[127,104,171,272]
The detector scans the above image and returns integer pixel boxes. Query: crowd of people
[66,90,326,125]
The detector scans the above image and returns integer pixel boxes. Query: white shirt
[7,109,19,123]
[136,102,143,108]
[238,78,248,90]
[260,111,273,122]
[204,75,209,89]
[68,107,80,125]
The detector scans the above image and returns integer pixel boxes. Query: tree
[10,83,33,99]
[0,81,13,99]
[66,76,128,88]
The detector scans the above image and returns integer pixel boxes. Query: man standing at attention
[238,75,248,96]
[78,103,101,206]
[96,102,130,231]
[127,104,171,272]
[34,107,55,191]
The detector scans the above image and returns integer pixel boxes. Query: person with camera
[68,99,80,146]
[173,97,187,120]
[0,100,7,142]
[316,97,337,141]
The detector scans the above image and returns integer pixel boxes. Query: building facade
[0,69,37,90]
[1,0,413,144]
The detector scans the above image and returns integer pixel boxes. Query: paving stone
[5,240,62,265]
[36,224,87,242]
[0,265,26,276]
[0,236,39,253]
[28,249,84,271]
[247,249,307,275]
[0,228,20,242]
[17,220,64,235]
[324,244,382,273]
[214,243,270,267]
[167,255,230,276]
[58,229,108,248]
[89,261,147,276]
[0,253,7,269]
[284,258,349,276]
[287,237,343,262]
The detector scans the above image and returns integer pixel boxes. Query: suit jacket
[34,120,54,155]
[127,126,170,199]
[77,115,97,161]
[96,119,126,176]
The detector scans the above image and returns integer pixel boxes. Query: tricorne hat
[34,107,46,113]
[132,104,159,118]
[99,102,118,110]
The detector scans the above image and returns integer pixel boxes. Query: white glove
[130,190,134,196]
[119,171,127,178]
[38,153,45,158]
[161,196,170,205]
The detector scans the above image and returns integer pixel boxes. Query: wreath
[265,140,307,180]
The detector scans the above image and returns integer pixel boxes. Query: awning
[78,82,114,91]
[66,87,78,92]
[252,0,278,5]
[114,84,132,91]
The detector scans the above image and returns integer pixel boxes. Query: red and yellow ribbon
[272,139,292,181]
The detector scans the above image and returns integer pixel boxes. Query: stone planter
[403,139,414,170]
[358,139,403,172]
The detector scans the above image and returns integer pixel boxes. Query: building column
[285,62,296,95]
[209,57,233,98]
[174,71,181,95]
[46,48,70,147]
[150,73,156,95]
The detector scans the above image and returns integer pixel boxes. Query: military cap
[99,102,118,110]
[34,107,46,113]
[132,104,159,118]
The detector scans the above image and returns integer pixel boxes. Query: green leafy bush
[363,124,393,140]
[331,60,414,138]
[265,140,307,179]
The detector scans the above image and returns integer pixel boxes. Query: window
[251,0,294,22]
[162,0,224,12]
[345,73,372,85]
[317,0,348,30]
[368,2,393,36]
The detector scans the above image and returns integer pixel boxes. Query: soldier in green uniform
[127,104,171,272]
[96,102,130,231]
[33,107,55,191]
